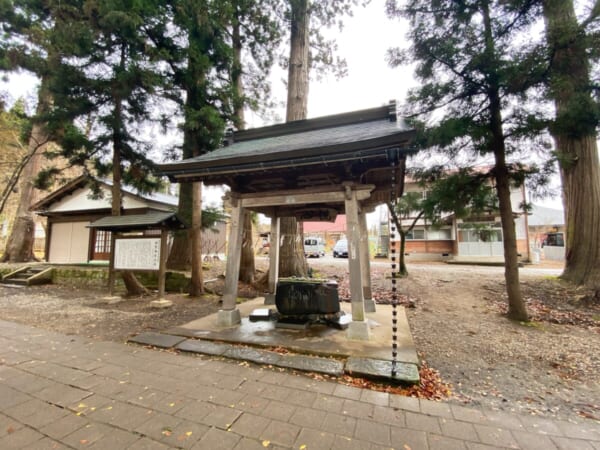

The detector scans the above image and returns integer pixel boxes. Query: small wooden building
[31,176,178,264]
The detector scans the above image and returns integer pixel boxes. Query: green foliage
[33,167,62,190]
[420,169,497,221]
[388,0,550,160]
[229,0,282,124]
[201,206,228,230]
[41,0,171,194]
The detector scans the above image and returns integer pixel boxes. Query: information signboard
[114,238,161,270]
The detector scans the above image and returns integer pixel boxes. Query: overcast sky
[245,0,414,126]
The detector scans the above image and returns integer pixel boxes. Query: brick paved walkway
[0,320,599,449]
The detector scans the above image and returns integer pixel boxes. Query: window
[427,229,452,240]
[405,229,425,240]
[543,233,564,247]
[458,225,503,243]
[94,230,112,254]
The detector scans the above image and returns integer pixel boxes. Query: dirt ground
[1,258,599,425]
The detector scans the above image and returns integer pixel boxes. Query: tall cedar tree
[0,0,74,262]
[280,0,311,277]
[47,0,169,294]
[162,0,233,288]
[230,0,281,283]
[279,0,357,277]
[0,100,29,217]
[387,0,551,321]
[163,1,237,295]
[542,0,600,296]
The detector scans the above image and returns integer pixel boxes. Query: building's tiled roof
[87,211,187,231]
[304,215,347,233]
[31,175,178,211]
[101,178,178,206]
[528,204,564,226]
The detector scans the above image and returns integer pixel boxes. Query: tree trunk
[398,230,407,277]
[557,135,600,290]
[190,182,204,296]
[286,0,310,121]
[239,211,256,283]
[483,2,527,321]
[167,182,193,270]
[1,80,52,262]
[0,140,36,217]
[231,20,256,283]
[278,0,310,278]
[386,202,409,277]
[494,164,528,320]
[111,69,148,297]
[543,0,600,292]
[279,217,308,277]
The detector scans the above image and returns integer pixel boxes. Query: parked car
[304,237,325,258]
[332,238,348,258]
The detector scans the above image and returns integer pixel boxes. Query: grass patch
[519,320,547,330]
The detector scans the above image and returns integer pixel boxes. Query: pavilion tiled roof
[159,102,415,181]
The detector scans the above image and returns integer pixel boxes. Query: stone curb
[129,333,418,382]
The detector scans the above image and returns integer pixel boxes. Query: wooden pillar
[108,232,117,295]
[344,185,371,340]
[157,229,168,299]
[265,215,280,305]
[359,210,375,312]
[218,196,243,326]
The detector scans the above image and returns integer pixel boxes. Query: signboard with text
[114,238,161,270]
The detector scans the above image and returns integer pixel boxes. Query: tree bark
[0,135,36,217]
[167,182,192,270]
[543,0,600,293]
[387,203,423,277]
[239,211,256,283]
[1,79,51,262]
[278,0,310,278]
[279,216,308,277]
[111,60,148,297]
[189,181,204,296]
[231,19,256,283]
[483,2,528,321]
[286,0,310,121]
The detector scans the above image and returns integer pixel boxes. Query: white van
[304,237,325,258]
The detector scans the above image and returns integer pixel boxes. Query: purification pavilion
[159,101,416,340]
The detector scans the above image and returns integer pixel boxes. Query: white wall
[48,222,90,264]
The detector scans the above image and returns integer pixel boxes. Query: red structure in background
[303,215,347,250]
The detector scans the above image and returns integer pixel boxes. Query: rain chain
[390,158,399,378]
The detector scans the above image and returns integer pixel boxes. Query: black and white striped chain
[390,158,398,378]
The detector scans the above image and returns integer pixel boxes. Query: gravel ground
[1,258,599,424]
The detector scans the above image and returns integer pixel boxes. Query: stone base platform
[128,297,420,384]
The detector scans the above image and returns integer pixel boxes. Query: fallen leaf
[262,440,270,447]
[404,445,412,450]
[80,439,88,445]
[186,431,193,437]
